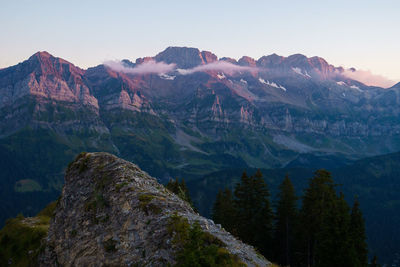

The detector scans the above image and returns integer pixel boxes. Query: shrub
[138,194,162,215]
[167,213,245,267]
[0,208,53,266]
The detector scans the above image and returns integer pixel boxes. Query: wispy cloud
[342,69,396,88]
[104,60,176,75]
[178,61,258,75]
[105,59,258,76]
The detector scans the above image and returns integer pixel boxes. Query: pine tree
[273,174,298,267]
[166,178,194,209]
[253,170,274,257]
[233,171,253,242]
[315,192,355,267]
[349,198,368,267]
[234,170,273,257]
[212,188,237,235]
[298,169,338,267]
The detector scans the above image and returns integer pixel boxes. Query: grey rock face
[40,152,270,267]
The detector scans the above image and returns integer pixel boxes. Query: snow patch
[292,67,303,76]
[217,73,226,79]
[259,78,287,91]
[292,67,310,78]
[240,79,247,84]
[158,73,176,80]
[279,85,287,92]
[336,81,346,86]
[337,81,362,92]
[258,78,268,85]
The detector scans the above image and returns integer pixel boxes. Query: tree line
[212,169,371,267]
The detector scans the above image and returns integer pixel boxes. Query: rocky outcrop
[40,152,270,266]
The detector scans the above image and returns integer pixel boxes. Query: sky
[0,0,399,83]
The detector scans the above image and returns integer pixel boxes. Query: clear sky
[1,0,399,82]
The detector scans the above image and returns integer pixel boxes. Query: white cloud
[179,61,257,75]
[342,69,396,88]
[104,60,176,75]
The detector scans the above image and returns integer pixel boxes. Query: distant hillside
[188,151,400,264]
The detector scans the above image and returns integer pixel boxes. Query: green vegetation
[14,179,43,193]
[165,178,196,210]
[81,159,114,222]
[235,170,273,258]
[273,175,298,267]
[350,199,369,267]
[212,188,237,235]
[138,194,162,215]
[0,201,57,266]
[167,213,245,267]
[77,152,90,173]
[84,192,109,214]
[212,169,369,267]
[115,181,129,192]
[213,170,273,258]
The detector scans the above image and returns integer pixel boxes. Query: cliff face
[40,152,270,266]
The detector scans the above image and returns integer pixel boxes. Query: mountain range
[1,46,400,263]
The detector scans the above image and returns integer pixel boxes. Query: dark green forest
[212,169,371,267]
[188,152,400,265]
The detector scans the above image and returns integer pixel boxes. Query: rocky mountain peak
[40,152,270,266]
[0,51,97,109]
[286,53,309,66]
[121,59,136,68]
[238,56,257,67]
[201,50,218,63]
[27,51,84,77]
[135,57,154,65]
[29,51,53,60]
[155,46,218,68]
[220,57,238,64]
[257,53,285,68]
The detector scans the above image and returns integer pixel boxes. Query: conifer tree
[315,193,355,267]
[233,171,252,242]
[166,178,194,208]
[212,188,237,235]
[298,169,337,267]
[349,198,368,267]
[234,170,273,257]
[273,174,298,267]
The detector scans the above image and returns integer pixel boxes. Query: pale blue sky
[1,0,399,81]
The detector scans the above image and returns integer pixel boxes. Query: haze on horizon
[0,0,399,84]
